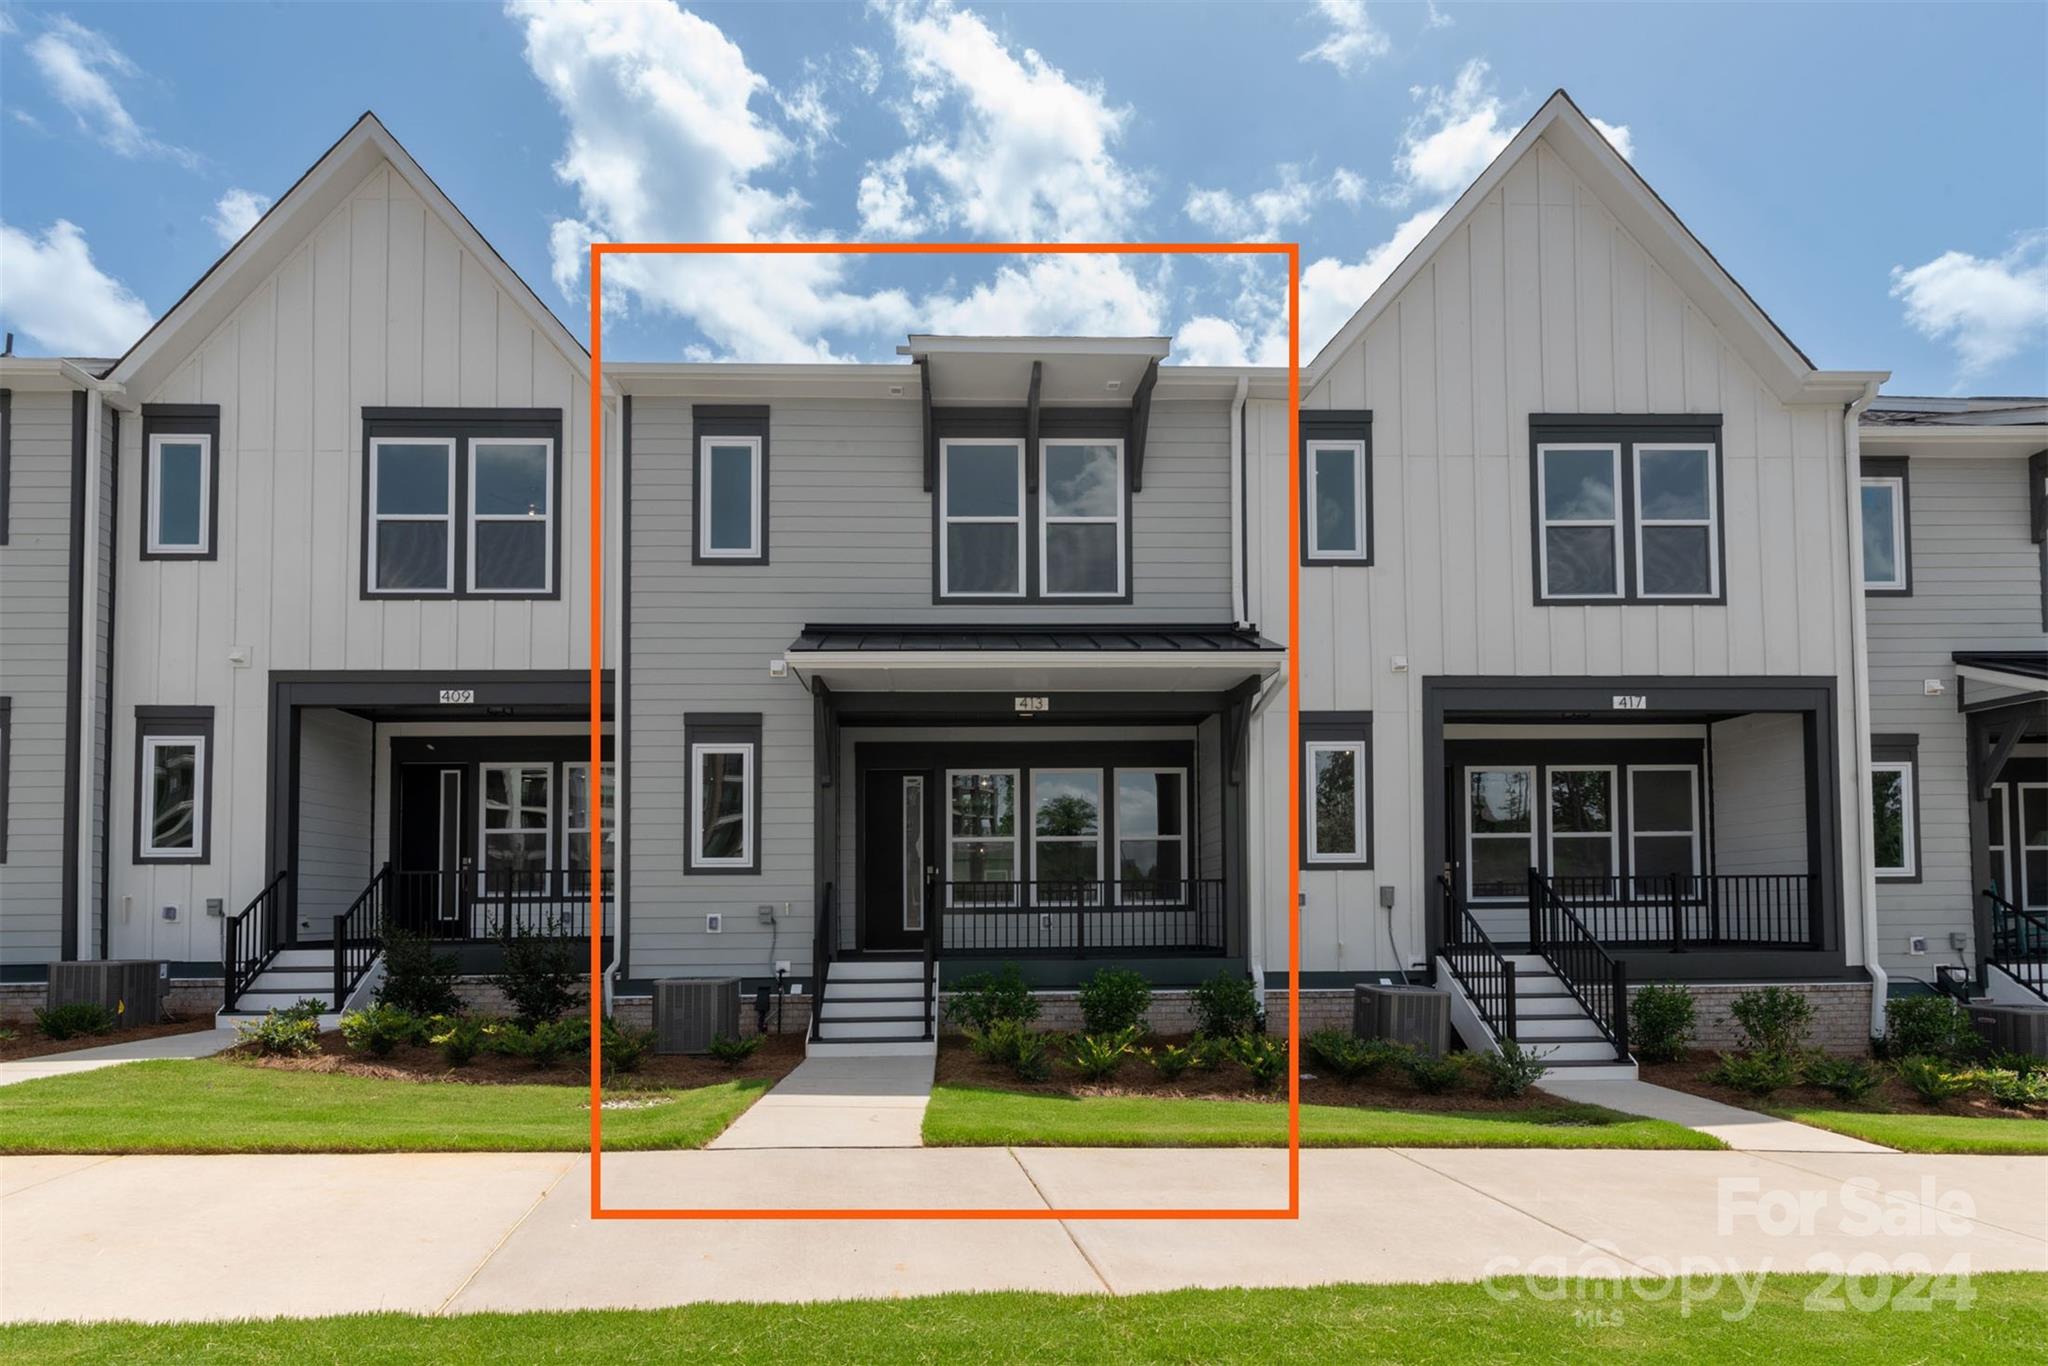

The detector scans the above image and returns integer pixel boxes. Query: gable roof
[1302,90,1885,406]
[104,112,591,398]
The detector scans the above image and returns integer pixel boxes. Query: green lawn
[0,1059,767,1154]
[4,1276,2040,1363]
[922,1085,1722,1150]
[1766,1105,2048,1155]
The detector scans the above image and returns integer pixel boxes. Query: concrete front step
[826,959,926,982]
[1525,1039,1622,1063]
[821,978,929,1000]
[819,997,929,1020]
[1513,994,1587,1018]
[1538,1060,1637,1081]
[803,1038,938,1059]
[817,1018,926,1041]
[1513,1016,1602,1039]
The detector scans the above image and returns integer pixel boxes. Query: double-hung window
[1870,735,1920,881]
[940,439,1026,597]
[1536,444,1624,598]
[370,439,457,591]
[134,707,213,863]
[470,440,553,593]
[1301,411,1373,566]
[694,406,769,564]
[1040,440,1124,596]
[1114,768,1185,901]
[1532,418,1723,603]
[1031,769,1103,902]
[563,761,616,893]
[947,769,1019,903]
[362,410,561,598]
[1634,444,1719,597]
[1628,766,1701,879]
[1859,458,1910,594]
[480,763,551,885]
[1548,766,1618,882]
[142,406,220,559]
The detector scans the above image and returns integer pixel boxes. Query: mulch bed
[935,1034,1577,1114]
[229,1027,807,1090]
[1642,1051,2048,1122]
[0,1016,215,1063]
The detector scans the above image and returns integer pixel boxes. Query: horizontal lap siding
[1710,713,1808,875]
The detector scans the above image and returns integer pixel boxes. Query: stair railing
[1985,887,2048,1003]
[1437,872,1516,1043]
[222,871,290,1010]
[923,873,939,1041]
[332,863,394,1008]
[1528,868,1629,1057]
[809,881,835,1042]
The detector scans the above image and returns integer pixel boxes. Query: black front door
[396,765,465,932]
[861,769,931,952]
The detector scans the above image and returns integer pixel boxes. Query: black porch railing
[332,865,391,1007]
[223,870,290,1010]
[1439,872,1516,1042]
[1545,874,1819,950]
[1529,869,1629,1056]
[380,867,614,942]
[1987,887,2048,1001]
[935,878,1227,957]
[810,881,836,1043]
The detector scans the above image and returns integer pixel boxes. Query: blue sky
[1,0,2043,395]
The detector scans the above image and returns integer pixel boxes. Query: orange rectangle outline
[586,240,1300,1219]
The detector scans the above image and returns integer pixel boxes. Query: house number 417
[1611,694,1647,710]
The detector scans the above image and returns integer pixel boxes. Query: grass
[1765,1104,2048,1155]
[3,1276,2040,1362]
[0,1059,767,1154]
[921,1085,1722,1149]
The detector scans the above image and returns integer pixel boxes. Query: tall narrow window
[1307,440,1368,561]
[2021,784,2048,911]
[1869,763,1913,879]
[940,439,1025,597]
[1548,766,1618,883]
[563,761,616,893]
[146,434,213,556]
[1115,768,1185,901]
[1031,769,1102,902]
[698,435,762,559]
[1306,743,1364,864]
[135,708,213,864]
[1634,444,1719,598]
[947,769,1019,904]
[1040,439,1124,596]
[1466,766,1535,899]
[469,439,554,592]
[480,763,551,888]
[1860,471,1908,592]
[1629,767,1700,879]
[691,743,753,869]
[1536,444,1623,599]
[1989,783,2011,903]
[369,438,456,592]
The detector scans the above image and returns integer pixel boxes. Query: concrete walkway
[3,1148,2041,1321]
[0,1026,234,1088]
[707,1055,935,1149]
[1543,1078,1893,1152]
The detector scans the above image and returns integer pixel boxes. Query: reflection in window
[700,436,762,559]
[471,440,552,591]
[941,440,1024,596]
[1538,445,1622,597]
[1116,769,1185,899]
[692,744,753,867]
[1549,767,1617,881]
[1860,477,1906,590]
[1467,767,1535,899]
[1635,445,1716,597]
[1032,769,1102,900]
[1041,441,1123,595]
[948,770,1018,901]
[1871,762,1915,878]
[142,736,203,857]
[1308,440,1368,560]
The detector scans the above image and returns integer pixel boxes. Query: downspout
[1243,664,1288,994]
[74,386,105,961]
[1842,381,1888,1037]
[1229,374,1249,627]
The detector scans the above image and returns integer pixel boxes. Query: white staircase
[1441,953,1636,1081]
[216,947,345,1030]
[807,957,936,1058]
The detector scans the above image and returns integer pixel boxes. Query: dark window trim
[2027,451,2046,632]
[1528,414,1726,605]
[692,404,770,566]
[0,695,10,862]
[1300,711,1373,869]
[684,712,763,875]
[140,404,221,561]
[1859,455,1912,597]
[133,705,215,866]
[358,407,564,601]
[0,387,11,545]
[1871,732,1922,884]
[1300,411,1373,567]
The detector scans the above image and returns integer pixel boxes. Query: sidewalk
[0,1027,234,1088]
[1542,1078,1891,1152]
[4,1147,2041,1322]
[707,1055,935,1149]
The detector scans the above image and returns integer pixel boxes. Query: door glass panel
[1549,768,1615,883]
[903,777,925,931]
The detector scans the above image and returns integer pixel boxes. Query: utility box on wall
[654,978,741,1054]
[47,961,166,1026]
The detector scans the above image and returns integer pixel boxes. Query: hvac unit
[1968,1003,2048,1058]
[1354,984,1450,1058]
[654,978,742,1055]
[47,961,165,1026]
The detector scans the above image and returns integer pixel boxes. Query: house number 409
[1611,694,1648,710]
[438,689,476,705]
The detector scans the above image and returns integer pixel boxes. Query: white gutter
[1228,374,1249,627]
[1843,380,1889,1036]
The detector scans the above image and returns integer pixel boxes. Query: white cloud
[1301,0,1390,77]
[1890,230,2048,377]
[0,218,155,355]
[775,80,836,156]
[1330,167,1368,207]
[26,16,196,166]
[208,187,271,246]
[1425,1,1452,29]
[922,252,1167,337]
[1590,116,1634,162]
[1185,165,1373,240]
[1299,204,1444,356]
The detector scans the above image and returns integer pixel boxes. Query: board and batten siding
[1270,132,1867,977]
[626,393,1238,982]
[105,158,617,965]
[1865,455,2048,978]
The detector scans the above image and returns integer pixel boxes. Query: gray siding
[1710,713,1807,875]
[0,391,76,967]
[294,709,375,938]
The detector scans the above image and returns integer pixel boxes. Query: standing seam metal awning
[785,624,1284,693]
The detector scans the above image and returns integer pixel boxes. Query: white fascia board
[607,362,916,400]
[902,335,1172,360]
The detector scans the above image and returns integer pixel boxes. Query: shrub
[1629,984,1697,1064]
[1402,1050,1464,1095]
[511,1018,589,1069]
[706,1032,763,1068]
[1065,1026,1143,1081]
[1077,968,1152,1036]
[1145,1042,1199,1081]
[1983,1049,2046,1078]
[1894,1054,1976,1106]
[1190,971,1263,1040]
[1801,1055,1883,1103]
[1880,996,1976,1062]
[341,1004,426,1058]
[430,1016,485,1068]
[1979,1068,2048,1109]
[945,964,1040,1034]
[1726,986,1813,1060]
[236,1008,319,1057]
[491,927,581,1026]
[1231,1033,1289,1091]
[34,1002,119,1040]
[277,998,328,1025]
[1474,1039,1551,1098]
[1704,1051,1799,1097]
[1304,1029,1403,1081]
[601,1017,658,1077]
[376,930,461,1016]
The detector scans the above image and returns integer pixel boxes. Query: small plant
[601,1017,658,1077]
[340,1004,425,1058]
[1725,986,1813,1061]
[1474,1039,1551,1098]
[430,1016,486,1068]
[1190,970,1263,1041]
[1065,1025,1143,1081]
[1704,1051,1799,1097]
[945,964,1041,1034]
[1230,1033,1288,1091]
[1982,1049,2046,1078]
[966,1018,1055,1081]
[706,1032,763,1068]
[1978,1068,2048,1109]
[1304,1029,1400,1081]
[1894,1054,1976,1106]
[491,926,581,1026]
[1006,1028,1053,1082]
[0,1026,16,1043]
[1881,995,1976,1061]
[1076,968,1152,1036]
[1145,1042,1199,1080]
[34,1002,118,1041]
[1629,984,1697,1064]
[278,998,328,1025]
[375,929,461,1017]
[236,1008,319,1057]
[1402,1049,1463,1095]
[1801,1055,1883,1103]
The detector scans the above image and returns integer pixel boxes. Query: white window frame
[367,436,457,594]
[1632,442,1721,600]
[467,437,556,594]
[140,734,206,859]
[1305,741,1367,864]
[945,768,1020,907]
[1029,767,1104,904]
[697,434,763,561]
[1038,437,1126,597]
[146,433,213,555]
[1306,439,1369,560]
[1546,764,1619,883]
[1860,475,1907,591]
[478,762,552,890]
[2020,783,2048,911]
[1536,442,1624,600]
[1628,764,1702,879]
[690,741,754,869]
[938,437,1026,598]
[1869,760,1916,880]
[562,760,616,891]
[1987,781,2011,904]
[1113,766,1188,902]
[1465,764,1537,902]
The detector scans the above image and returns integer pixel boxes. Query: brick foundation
[1627,981,1874,1057]
[608,991,813,1037]
[1,978,223,1023]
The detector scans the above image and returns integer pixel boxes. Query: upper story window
[940,439,1027,598]
[1530,417,1723,604]
[934,411,1134,603]
[694,405,769,565]
[142,405,220,560]
[361,408,561,599]
[1040,439,1125,596]
[1859,457,1910,595]
[1300,411,1372,566]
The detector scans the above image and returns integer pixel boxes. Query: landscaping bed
[0,1015,214,1062]
[229,1025,805,1090]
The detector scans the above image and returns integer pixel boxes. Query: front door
[861,769,931,952]
[396,765,466,932]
